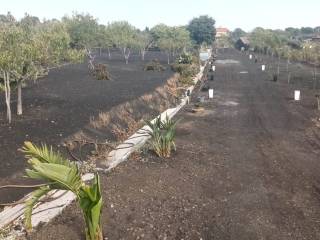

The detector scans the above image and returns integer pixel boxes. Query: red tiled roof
[216,27,229,33]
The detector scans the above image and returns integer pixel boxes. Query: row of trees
[0,13,84,123]
[229,26,320,66]
[0,12,216,123]
[248,27,320,64]
[229,27,320,86]
[62,13,216,64]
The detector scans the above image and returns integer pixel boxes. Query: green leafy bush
[177,53,193,64]
[21,142,103,240]
[171,63,199,85]
[146,115,178,158]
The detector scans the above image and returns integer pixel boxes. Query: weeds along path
[29,49,320,239]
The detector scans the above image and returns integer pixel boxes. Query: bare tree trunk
[3,72,12,123]
[277,55,280,76]
[313,66,317,89]
[122,47,128,64]
[316,66,318,89]
[167,53,170,65]
[124,48,130,64]
[287,72,291,84]
[107,47,111,60]
[99,47,102,56]
[17,81,22,115]
[141,49,146,61]
[286,58,290,84]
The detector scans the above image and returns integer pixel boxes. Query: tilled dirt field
[24,49,320,240]
[0,51,174,204]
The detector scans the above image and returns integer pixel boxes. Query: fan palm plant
[21,141,103,240]
[145,115,178,158]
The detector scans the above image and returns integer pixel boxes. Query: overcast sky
[1,0,319,31]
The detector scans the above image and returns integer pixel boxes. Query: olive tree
[151,24,191,64]
[0,19,84,122]
[96,25,113,59]
[0,23,24,123]
[62,13,99,50]
[108,21,137,64]
[16,21,84,117]
[136,30,152,61]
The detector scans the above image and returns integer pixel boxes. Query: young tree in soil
[0,22,24,123]
[306,44,320,89]
[282,46,292,84]
[19,21,84,116]
[136,30,152,61]
[0,18,84,122]
[108,21,137,64]
[98,24,114,59]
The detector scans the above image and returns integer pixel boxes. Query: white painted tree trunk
[141,49,146,61]
[277,55,280,76]
[167,53,170,65]
[313,66,317,89]
[124,48,130,64]
[3,72,12,123]
[287,72,291,84]
[287,58,290,84]
[17,81,22,115]
[107,47,111,60]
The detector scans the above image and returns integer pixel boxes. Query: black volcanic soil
[24,49,320,240]
[0,51,174,204]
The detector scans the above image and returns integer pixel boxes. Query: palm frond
[21,141,71,167]
[79,174,103,240]
[22,142,103,239]
[145,115,179,158]
[24,185,51,230]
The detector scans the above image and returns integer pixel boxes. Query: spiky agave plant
[145,115,178,158]
[21,141,103,240]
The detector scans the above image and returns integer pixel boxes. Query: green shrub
[21,142,103,240]
[171,63,199,86]
[171,63,187,74]
[146,115,178,158]
[171,63,199,76]
[177,53,193,64]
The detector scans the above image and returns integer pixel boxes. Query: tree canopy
[187,15,216,45]
[231,28,246,41]
[108,21,137,64]
[151,24,191,64]
[0,16,84,122]
[62,13,99,49]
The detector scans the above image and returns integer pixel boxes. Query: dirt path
[28,49,320,240]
